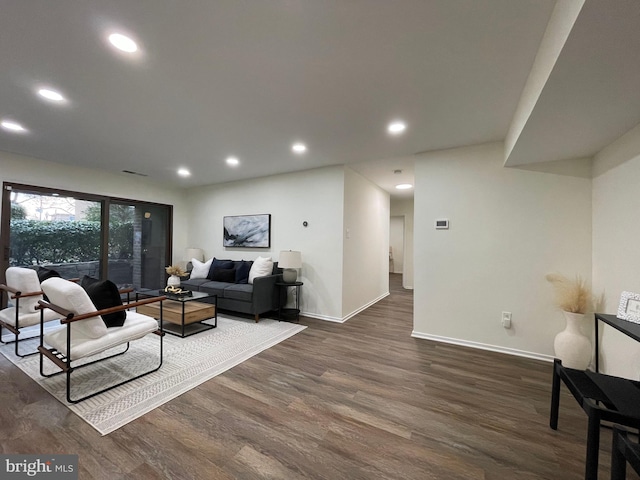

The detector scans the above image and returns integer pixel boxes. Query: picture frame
[616,291,640,324]
[223,214,271,248]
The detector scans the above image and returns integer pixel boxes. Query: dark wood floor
[1,273,637,479]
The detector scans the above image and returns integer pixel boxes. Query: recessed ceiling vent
[122,170,148,177]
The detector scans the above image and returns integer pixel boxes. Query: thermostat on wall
[435,219,449,229]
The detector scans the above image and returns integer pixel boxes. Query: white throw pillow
[190,258,212,279]
[248,256,273,284]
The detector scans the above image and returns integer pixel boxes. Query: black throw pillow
[80,276,126,327]
[235,260,253,284]
[37,266,61,283]
[211,268,236,283]
[37,267,61,301]
[207,258,233,280]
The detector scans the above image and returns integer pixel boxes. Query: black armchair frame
[0,283,51,357]
[38,295,166,404]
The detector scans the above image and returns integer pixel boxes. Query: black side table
[276,281,303,322]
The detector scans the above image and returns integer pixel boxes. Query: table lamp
[185,248,204,263]
[278,250,302,283]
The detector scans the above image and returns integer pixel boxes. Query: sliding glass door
[0,183,172,302]
[107,202,169,290]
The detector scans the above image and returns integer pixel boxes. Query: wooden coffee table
[136,290,217,337]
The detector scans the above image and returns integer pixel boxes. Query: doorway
[389,216,405,274]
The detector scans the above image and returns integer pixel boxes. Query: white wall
[186,166,346,321]
[1,156,393,323]
[592,124,640,379]
[0,151,189,263]
[342,168,390,319]
[413,143,592,359]
[390,198,414,289]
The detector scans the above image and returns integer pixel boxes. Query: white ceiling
[505,0,640,167]
[4,1,638,199]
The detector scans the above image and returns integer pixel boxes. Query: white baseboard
[411,330,555,363]
[342,292,390,322]
[301,291,390,324]
[301,312,345,323]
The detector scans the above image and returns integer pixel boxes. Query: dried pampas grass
[165,265,187,276]
[545,273,592,314]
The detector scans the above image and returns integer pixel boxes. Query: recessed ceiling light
[108,33,138,53]
[37,88,65,103]
[177,168,190,177]
[292,143,307,154]
[388,121,407,135]
[1,120,27,133]
[395,184,413,190]
[226,156,239,166]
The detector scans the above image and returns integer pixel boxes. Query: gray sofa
[180,260,282,322]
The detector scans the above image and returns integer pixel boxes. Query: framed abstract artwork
[223,214,271,248]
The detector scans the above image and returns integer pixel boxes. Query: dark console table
[550,313,640,480]
[594,313,640,372]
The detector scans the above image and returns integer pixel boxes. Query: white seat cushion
[0,306,60,328]
[44,311,158,360]
[41,277,108,339]
[5,267,44,314]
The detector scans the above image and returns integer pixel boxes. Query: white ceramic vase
[554,311,591,369]
[167,275,180,288]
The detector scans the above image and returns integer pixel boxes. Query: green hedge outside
[10,220,133,266]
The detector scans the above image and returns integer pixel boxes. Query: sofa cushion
[223,284,253,302]
[198,281,229,297]
[248,256,273,284]
[207,258,233,280]
[190,258,212,279]
[235,260,253,284]
[211,267,236,283]
[180,278,211,290]
[80,276,126,327]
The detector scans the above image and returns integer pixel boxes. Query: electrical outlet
[502,311,512,329]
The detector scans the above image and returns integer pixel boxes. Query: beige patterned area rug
[0,315,306,435]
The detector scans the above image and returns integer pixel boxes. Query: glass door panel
[108,202,169,290]
[106,203,135,288]
[9,190,102,279]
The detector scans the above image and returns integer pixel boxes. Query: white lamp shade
[278,250,302,269]
[185,248,204,262]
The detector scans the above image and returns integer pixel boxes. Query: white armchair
[38,277,166,403]
[0,267,61,357]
